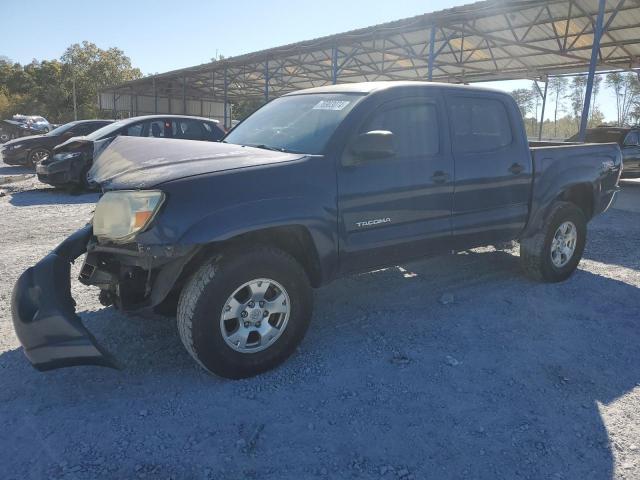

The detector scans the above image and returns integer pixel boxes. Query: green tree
[0,42,142,122]
[510,88,534,119]
[566,76,587,128]
[61,41,142,120]
[548,76,567,137]
[605,72,640,126]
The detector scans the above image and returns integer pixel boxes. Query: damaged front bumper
[11,225,117,371]
[36,155,85,187]
[12,225,199,371]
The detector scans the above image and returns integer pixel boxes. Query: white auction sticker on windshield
[312,100,351,111]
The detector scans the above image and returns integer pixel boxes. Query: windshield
[224,93,365,154]
[85,119,127,140]
[46,122,77,137]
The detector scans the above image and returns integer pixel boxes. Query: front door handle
[508,163,524,175]
[432,170,449,184]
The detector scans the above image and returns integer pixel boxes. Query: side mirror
[351,130,395,160]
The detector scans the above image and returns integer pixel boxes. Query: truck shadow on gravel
[582,209,640,271]
[1,247,638,479]
[0,165,32,175]
[8,188,99,206]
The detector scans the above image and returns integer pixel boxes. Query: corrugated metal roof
[102,0,640,101]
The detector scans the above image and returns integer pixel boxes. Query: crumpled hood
[54,136,92,152]
[88,136,306,190]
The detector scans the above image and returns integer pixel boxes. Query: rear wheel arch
[557,183,594,220]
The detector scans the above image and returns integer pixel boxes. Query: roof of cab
[284,81,508,96]
[113,114,220,124]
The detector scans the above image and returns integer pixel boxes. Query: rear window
[203,122,224,141]
[449,97,512,153]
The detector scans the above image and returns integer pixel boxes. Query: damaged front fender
[11,225,117,371]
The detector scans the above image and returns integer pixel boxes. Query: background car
[37,115,225,188]
[567,126,640,178]
[12,115,53,133]
[0,119,113,168]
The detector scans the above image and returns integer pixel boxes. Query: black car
[568,127,640,178]
[36,115,225,189]
[0,119,113,168]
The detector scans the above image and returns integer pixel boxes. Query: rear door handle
[508,163,524,175]
[431,171,449,184]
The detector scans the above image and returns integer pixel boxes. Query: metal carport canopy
[102,0,640,128]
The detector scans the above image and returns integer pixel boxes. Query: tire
[520,201,587,282]
[177,246,313,379]
[27,148,51,168]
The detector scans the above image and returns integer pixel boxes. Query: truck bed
[524,142,622,236]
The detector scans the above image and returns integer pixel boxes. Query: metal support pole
[538,78,548,140]
[182,75,187,115]
[428,26,436,81]
[332,47,338,85]
[579,0,605,141]
[264,59,270,102]
[112,92,117,119]
[153,78,158,114]
[223,66,229,129]
[72,78,78,120]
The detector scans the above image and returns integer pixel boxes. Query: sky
[2,0,617,120]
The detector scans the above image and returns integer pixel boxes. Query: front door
[337,95,454,273]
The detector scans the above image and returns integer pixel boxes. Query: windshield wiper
[246,144,303,154]
[246,143,286,152]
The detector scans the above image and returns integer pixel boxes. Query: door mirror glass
[350,130,395,160]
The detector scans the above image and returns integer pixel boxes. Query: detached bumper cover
[11,225,117,371]
[36,158,77,186]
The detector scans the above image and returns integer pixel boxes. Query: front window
[225,93,365,154]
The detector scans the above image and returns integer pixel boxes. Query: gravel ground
[1,163,639,480]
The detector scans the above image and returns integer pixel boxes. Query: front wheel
[28,148,51,168]
[177,247,313,379]
[520,201,587,282]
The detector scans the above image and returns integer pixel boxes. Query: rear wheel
[28,148,51,168]
[177,247,313,379]
[520,201,586,282]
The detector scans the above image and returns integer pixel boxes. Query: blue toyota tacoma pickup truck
[12,82,622,379]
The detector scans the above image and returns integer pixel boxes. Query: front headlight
[6,143,24,150]
[57,151,83,161]
[93,190,165,242]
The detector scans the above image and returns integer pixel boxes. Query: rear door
[446,93,532,248]
[337,95,454,273]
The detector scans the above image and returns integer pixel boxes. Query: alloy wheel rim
[550,221,577,268]
[32,150,49,162]
[219,278,291,353]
